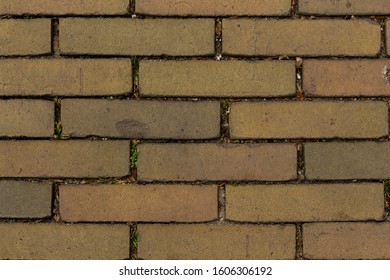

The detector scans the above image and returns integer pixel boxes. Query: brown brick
[138,143,297,181]
[60,18,214,56]
[0,223,129,259]
[61,100,220,139]
[0,59,132,96]
[136,0,291,16]
[223,19,380,56]
[0,141,129,178]
[303,223,390,259]
[305,142,390,180]
[300,0,390,15]
[303,60,390,97]
[138,224,295,260]
[0,181,52,218]
[226,183,384,222]
[0,100,54,137]
[0,0,129,15]
[139,60,295,97]
[0,19,51,56]
[230,101,388,139]
[60,184,218,222]
[386,21,390,56]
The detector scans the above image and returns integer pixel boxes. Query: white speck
[216,54,222,61]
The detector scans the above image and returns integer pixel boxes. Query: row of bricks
[1,0,389,16]
[1,222,390,259]
[2,59,390,97]
[2,99,388,139]
[0,180,385,222]
[1,19,389,56]
[2,141,390,179]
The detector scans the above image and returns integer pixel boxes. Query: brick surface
[138,224,295,260]
[59,184,218,222]
[226,183,384,222]
[303,223,390,259]
[303,60,390,97]
[61,100,220,139]
[0,100,54,137]
[60,18,214,56]
[0,19,51,56]
[139,60,295,97]
[138,143,297,181]
[223,19,380,56]
[0,224,129,259]
[0,0,129,15]
[136,0,291,16]
[305,142,390,180]
[386,21,390,56]
[0,141,129,178]
[0,181,52,218]
[300,0,390,15]
[0,59,132,96]
[229,101,388,139]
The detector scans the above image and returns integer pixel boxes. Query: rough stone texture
[61,99,220,139]
[138,143,297,181]
[300,0,390,15]
[303,223,390,259]
[0,0,129,15]
[0,181,52,218]
[0,223,129,260]
[0,59,132,96]
[226,184,384,222]
[0,19,51,56]
[223,19,381,56]
[229,101,388,139]
[138,224,296,260]
[0,100,54,137]
[386,21,390,56]
[0,141,129,178]
[139,60,295,97]
[136,0,291,16]
[59,184,218,222]
[303,60,390,97]
[305,142,390,180]
[60,18,214,56]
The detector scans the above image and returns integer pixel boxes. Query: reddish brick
[139,60,295,97]
[137,143,297,181]
[303,223,390,259]
[0,223,129,259]
[300,0,390,15]
[60,184,218,222]
[223,19,380,56]
[0,141,129,178]
[61,99,220,139]
[138,224,295,259]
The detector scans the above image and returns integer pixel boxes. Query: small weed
[130,141,138,169]
[130,230,138,250]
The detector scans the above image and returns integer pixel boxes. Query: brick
[303,60,390,97]
[0,100,54,137]
[138,143,297,181]
[0,59,132,96]
[303,223,390,259]
[223,19,380,56]
[0,0,129,15]
[300,0,390,15]
[136,0,291,16]
[0,223,129,259]
[386,21,390,56]
[226,183,384,222]
[60,184,218,222]
[139,60,295,97]
[138,224,295,260]
[0,19,51,56]
[61,100,220,139]
[305,142,390,180]
[0,181,52,218]
[230,101,388,139]
[60,18,214,56]
[0,141,129,178]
